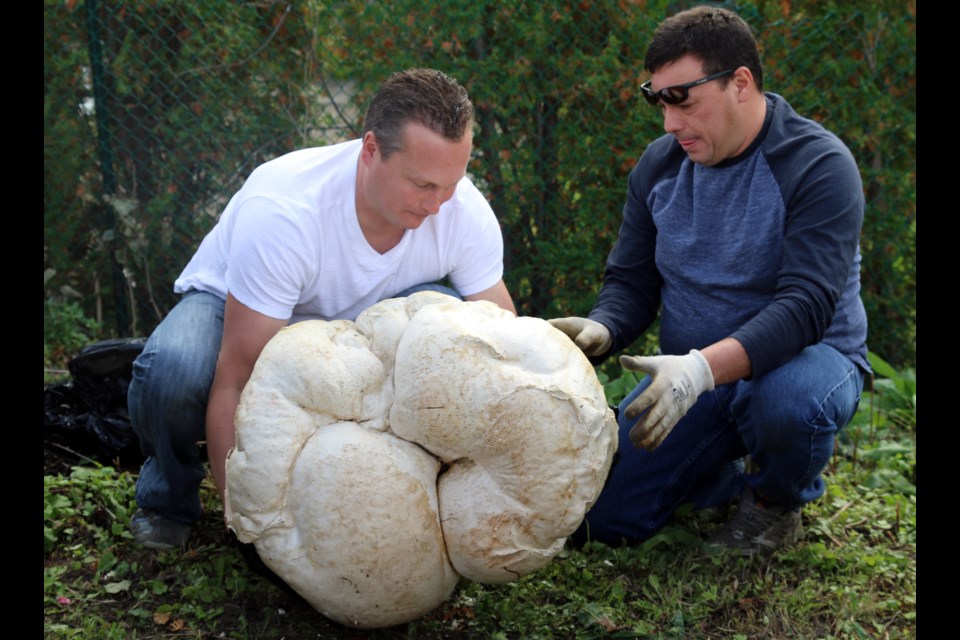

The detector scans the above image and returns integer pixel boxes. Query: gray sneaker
[706,488,803,557]
[130,508,191,550]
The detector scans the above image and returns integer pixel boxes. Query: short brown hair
[362,68,475,158]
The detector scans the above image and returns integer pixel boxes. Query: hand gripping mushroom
[224,292,618,629]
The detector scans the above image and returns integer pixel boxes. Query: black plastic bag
[44,338,147,470]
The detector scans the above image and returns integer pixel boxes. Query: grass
[43,356,916,639]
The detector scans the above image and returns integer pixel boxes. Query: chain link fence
[44,0,916,367]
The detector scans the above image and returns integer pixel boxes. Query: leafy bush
[44,298,101,377]
[863,351,916,431]
[44,1,915,369]
[839,352,916,500]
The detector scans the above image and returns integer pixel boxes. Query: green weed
[43,355,916,639]
[44,298,101,377]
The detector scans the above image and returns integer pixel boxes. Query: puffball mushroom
[225,292,617,629]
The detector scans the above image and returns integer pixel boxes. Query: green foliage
[748,2,917,368]
[44,1,915,363]
[41,359,916,635]
[45,466,135,543]
[43,298,101,377]
[838,352,916,505]
[43,350,916,638]
[41,465,917,638]
[599,368,643,408]
[44,0,329,337]
[863,351,916,431]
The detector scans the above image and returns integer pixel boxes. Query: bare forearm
[209,294,288,505]
[700,337,752,386]
[466,280,517,315]
[206,382,243,505]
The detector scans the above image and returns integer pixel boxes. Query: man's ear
[360,131,379,165]
[732,66,755,97]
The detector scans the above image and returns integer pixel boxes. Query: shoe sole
[136,538,180,551]
[707,521,804,558]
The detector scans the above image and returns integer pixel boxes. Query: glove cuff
[688,349,715,392]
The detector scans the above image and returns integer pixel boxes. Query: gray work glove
[548,317,612,357]
[621,349,714,451]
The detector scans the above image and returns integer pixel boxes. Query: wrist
[689,349,715,392]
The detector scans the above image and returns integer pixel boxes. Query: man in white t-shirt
[128,68,516,551]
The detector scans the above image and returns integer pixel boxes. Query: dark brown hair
[362,68,474,158]
[645,6,763,91]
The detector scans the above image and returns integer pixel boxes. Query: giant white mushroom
[224,292,617,629]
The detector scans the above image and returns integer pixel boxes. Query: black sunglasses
[640,69,735,106]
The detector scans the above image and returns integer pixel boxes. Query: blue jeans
[128,284,462,524]
[573,343,865,546]
[128,291,224,524]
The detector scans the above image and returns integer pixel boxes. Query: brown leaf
[442,606,476,621]
[594,615,621,632]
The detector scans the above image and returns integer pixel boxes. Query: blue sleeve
[732,125,865,376]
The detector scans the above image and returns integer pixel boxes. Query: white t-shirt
[175,139,505,322]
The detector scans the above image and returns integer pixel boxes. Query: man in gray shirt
[551,6,869,557]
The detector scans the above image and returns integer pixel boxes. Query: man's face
[649,55,748,166]
[362,121,472,231]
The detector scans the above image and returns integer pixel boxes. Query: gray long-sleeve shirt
[590,93,869,377]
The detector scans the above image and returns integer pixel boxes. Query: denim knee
[128,292,225,449]
[574,376,743,546]
[129,339,214,447]
[732,344,864,507]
